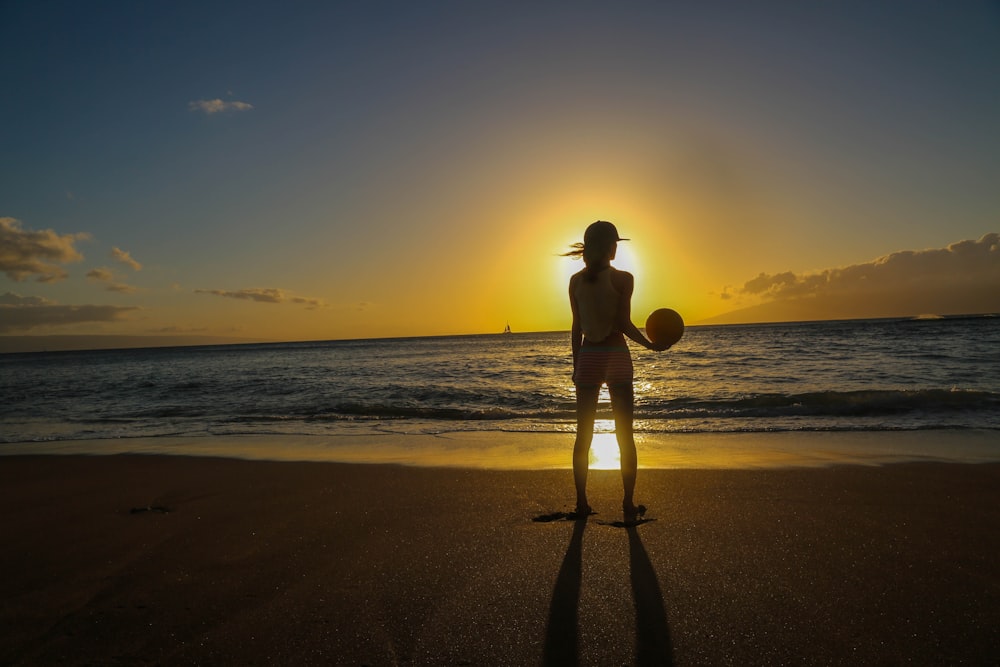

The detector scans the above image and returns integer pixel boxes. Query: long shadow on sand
[542,518,672,666]
[628,525,674,666]
[543,518,585,665]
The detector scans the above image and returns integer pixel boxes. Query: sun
[557,239,642,292]
[612,242,641,275]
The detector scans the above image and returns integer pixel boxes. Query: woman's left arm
[613,271,669,351]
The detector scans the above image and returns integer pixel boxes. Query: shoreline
[1,455,998,664]
[2,428,998,470]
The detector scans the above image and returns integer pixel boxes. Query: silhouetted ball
[645,308,684,346]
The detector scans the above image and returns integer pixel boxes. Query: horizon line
[2,312,997,355]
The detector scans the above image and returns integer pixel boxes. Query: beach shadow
[543,517,586,665]
[128,505,172,514]
[540,512,672,666]
[533,510,596,523]
[597,517,656,529]
[594,504,654,528]
[628,526,674,666]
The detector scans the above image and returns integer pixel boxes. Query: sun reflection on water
[590,430,621,470]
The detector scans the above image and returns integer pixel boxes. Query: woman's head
[565,221,629,277]
[582,220,627,263]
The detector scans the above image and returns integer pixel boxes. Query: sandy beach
[1,453,998,665]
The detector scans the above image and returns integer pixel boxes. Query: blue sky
[2,1,998,346]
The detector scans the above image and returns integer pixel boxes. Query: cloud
[0,293,138,332]
[194,287,327,309]
[737,234,999,300]
[86,267,114,282]
[188,99,254,114]
[0,291,54,306]
[710,233,1000,323]
[105,283,137,294]
[0,217,89,282]
[86,267,138,293]
[150,326,209,334]
[195,287,284,303]
[289,296,326,308]
[111,247,142,271]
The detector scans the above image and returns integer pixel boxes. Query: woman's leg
[573,384,600,512]
[609,383,638,513]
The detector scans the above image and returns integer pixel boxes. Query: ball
[645,308,684,346]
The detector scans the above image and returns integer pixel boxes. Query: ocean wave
[638,388,999,421]
[72,388,998,427]
[4,318,999,443]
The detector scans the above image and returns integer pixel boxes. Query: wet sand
[1,454,998,665]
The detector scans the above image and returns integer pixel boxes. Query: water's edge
[3,429,997,470]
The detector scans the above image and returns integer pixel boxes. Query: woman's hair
[563,240,614,282]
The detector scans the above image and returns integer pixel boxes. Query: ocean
[2,316,998,466]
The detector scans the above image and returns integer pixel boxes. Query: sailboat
[503,322,512,334]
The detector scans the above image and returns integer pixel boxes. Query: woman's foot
[623,502,646,517]
[569,504,594,519]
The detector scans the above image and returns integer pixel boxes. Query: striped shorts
[573,346,634,387]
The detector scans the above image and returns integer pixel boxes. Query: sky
[2,1,998,348]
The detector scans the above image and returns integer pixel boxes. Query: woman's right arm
[569,275,582,365]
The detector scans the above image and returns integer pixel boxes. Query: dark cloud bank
[707,233,999,324]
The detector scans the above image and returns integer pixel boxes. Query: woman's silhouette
[566,221,670,517]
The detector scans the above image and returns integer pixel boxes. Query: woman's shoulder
[609,267,634,285]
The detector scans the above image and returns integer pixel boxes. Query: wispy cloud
[0,217,89,282]
[0,292,138,332]
[86,267,138,293]
[111,246,142,271]
[194,287,327,309]
[188,99,254,114]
